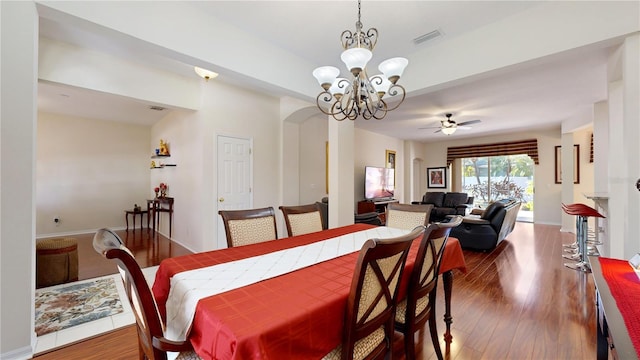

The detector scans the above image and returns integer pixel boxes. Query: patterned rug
[35,277,124,336]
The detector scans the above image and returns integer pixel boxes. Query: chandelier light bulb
[329,78,348,99]
[313,66,340,90]
[341,48,372,76]
[369,75,391,96]
[378,57,409,84]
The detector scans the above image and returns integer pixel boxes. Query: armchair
[450,198,521,251]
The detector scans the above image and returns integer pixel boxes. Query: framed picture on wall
[427,167,447,188]
[385,150,396,170]
[555,145,580,184]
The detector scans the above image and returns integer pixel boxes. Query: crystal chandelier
[312,0,408,121]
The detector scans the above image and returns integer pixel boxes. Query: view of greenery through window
[462,155,534,217]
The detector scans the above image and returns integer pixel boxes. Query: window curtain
[447,139,539,165]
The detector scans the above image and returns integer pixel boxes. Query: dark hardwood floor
[35,222,596,359]
[41,228,193,281]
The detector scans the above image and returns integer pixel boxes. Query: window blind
[447,139,539,165]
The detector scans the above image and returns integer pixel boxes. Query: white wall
[1,2,38,358]
[421,127,562,225]
[354,128,405,205]
[298,116,328,204]
[151,80,281,252]
[37,112,151,236]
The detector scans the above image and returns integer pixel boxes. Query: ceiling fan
[420,113,481,135]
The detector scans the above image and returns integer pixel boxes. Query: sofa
[450,198,521,251]
[412,192,473,222]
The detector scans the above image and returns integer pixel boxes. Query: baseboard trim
[1,344,33,360]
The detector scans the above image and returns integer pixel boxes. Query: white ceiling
[37,1,614,140]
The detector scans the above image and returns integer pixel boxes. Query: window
[461,154,534,221]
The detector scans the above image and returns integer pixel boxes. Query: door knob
[219,198,224,202]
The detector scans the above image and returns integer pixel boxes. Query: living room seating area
[412,192,473,222]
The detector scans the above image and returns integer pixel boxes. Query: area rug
[35,277,124,336]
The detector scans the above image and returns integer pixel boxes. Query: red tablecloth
[598,257,640,356]
[152,224,466,360]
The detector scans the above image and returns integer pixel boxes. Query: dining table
[152,223,467,360]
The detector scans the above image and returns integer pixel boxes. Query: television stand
[357,199,399,223]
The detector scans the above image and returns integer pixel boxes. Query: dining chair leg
[404,329,417,360]
[429,314,444,360]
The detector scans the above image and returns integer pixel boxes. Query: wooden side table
[147,197,174,238]
[125,209,147,231]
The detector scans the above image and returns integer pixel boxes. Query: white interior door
[217,135,252,248]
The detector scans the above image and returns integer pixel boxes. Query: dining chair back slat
[93,228,201,360]
[218,207,278,247]
[279,203,324,237]
[385,203,433,230]
[395,216,462,360]
[323,226,426,360]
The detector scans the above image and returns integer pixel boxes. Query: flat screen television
[364,166,395,200]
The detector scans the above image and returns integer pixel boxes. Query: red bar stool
[561,203,605,272]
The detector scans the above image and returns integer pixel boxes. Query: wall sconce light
[194,67,219,81]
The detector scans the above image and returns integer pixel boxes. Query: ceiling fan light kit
[312,0,408,121]
[420,113,481,135]
[441,125,457,135]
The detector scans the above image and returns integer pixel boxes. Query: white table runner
[165,226,409,341]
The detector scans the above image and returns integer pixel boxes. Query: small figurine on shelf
[150,160,156,169]
[159,183,168,198]
[159,139,170,156]
[134,204,141,212]
[154,186,160,198]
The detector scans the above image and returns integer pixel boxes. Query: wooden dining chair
[279,203,324,237]
[323,226,426,360]
[385,203,434,230]
[394,216,463,360]
[218,207,278,247]
[93,228,201,360]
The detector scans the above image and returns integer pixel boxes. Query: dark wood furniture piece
[357,199,399,224]
[147,197,174,238]
[279,203,323,237]
[93,228,198,360]
[394,216,462,360]
[324,226,422,360]
[589,256,638,360]
[124,209,147,231]
[218,207,278,247]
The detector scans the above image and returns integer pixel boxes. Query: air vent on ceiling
[149,106,166,111]
[413,29,443,45]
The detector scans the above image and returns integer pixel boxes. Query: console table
[589,255,638,359]
[147,197,174,238]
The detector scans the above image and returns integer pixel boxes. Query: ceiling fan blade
[434,129,442,133]
[457,119,481,126]
[419,126,441,130]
